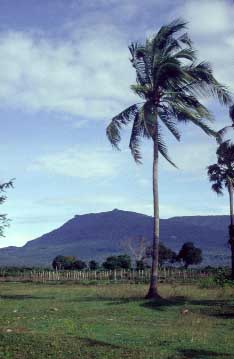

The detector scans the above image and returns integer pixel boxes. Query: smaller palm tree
[218,105,234,143]
[207,141,234,279]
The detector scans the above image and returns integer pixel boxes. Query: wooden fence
[0,268,210,283]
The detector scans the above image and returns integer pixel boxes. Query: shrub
[199,276,217,289]
[102,254,131,270]
[89,260,99,270]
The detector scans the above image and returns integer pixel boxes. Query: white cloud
[179,0,234,94]
[29,146,123,179]
[161,141,217,176]
[37,194,127,207]
[0,26,136,119]
[1,0,232,123]
[184,0,233,35]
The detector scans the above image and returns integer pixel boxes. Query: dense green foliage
[177,242,202,268]
[89,260,99,270]
[145,242,177,266]
[158,243,177,265]
[52,256,86,270]
[102,255,131,270]
[52,256,76,270]
[73,259,87,270]
[136,259,148,270]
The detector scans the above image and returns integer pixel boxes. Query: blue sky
[1,0,234,248]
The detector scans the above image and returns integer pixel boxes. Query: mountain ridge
[0,209,230,267]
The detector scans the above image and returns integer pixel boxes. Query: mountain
[0,209,230,267]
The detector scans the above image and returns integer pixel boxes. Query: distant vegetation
[52,255,86,270]
[177,242,203,268]
[50,242,202,271]
[102,255,131,270]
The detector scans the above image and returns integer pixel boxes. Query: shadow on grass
[170,349,232,358]
[81,337,122,349]
[142,296,187,310]
[140,297,234,318]
[0,295,55,300]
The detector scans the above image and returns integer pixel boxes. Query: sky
[1,0,234,248]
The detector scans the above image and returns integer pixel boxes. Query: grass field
[0,282,233,358]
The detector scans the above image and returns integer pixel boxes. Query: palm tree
[106,19,232,298]
[207,141,234,279]
[218,105,234,143]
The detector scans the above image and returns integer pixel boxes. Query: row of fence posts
[0,268,209,283]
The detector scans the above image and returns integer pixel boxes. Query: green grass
[0,282,233,358]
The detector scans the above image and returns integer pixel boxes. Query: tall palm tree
[106,19,232,298]
[207,141,234,279]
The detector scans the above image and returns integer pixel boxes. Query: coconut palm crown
[106,19,232,298]
[107,19,231,164]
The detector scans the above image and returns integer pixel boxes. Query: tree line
[52,241,202,270]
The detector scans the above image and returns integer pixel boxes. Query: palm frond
[207,163,224,195]
[106,105,138,148]
[130,84,152,99]
[152,18,187,52]
[211,182,223,195]
[217,125,234,142]
[163,93,214,121]
[173,48,197,62]
[158,109,181,141]
[157,125,177,167]
[230,104,234,123]
[188,117,218,138]
[139,101,156,139]
[178,32,192,47]
[185,62,232,105]
[129,113,143,163]
[129,43,152,86]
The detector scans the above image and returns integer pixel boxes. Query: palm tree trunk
[228,181,234,279]
[146,122,160,299]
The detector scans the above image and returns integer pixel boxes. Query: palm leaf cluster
[207,141,234,195]
[106,19,232,165]
[218,104,234,140]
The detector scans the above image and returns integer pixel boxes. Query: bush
[52,256,86,270]
[52,256,76,270]
[199,276,217,289]
[177,242,202,268]
[214,268,234,287]
[72,260,87,270]
[102,254,131,270]
[136,260,146,270]
[199,269,234,288]
[89,260,99,270]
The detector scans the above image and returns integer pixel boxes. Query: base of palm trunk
[229,225,234,280]
[145,287,161,299]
